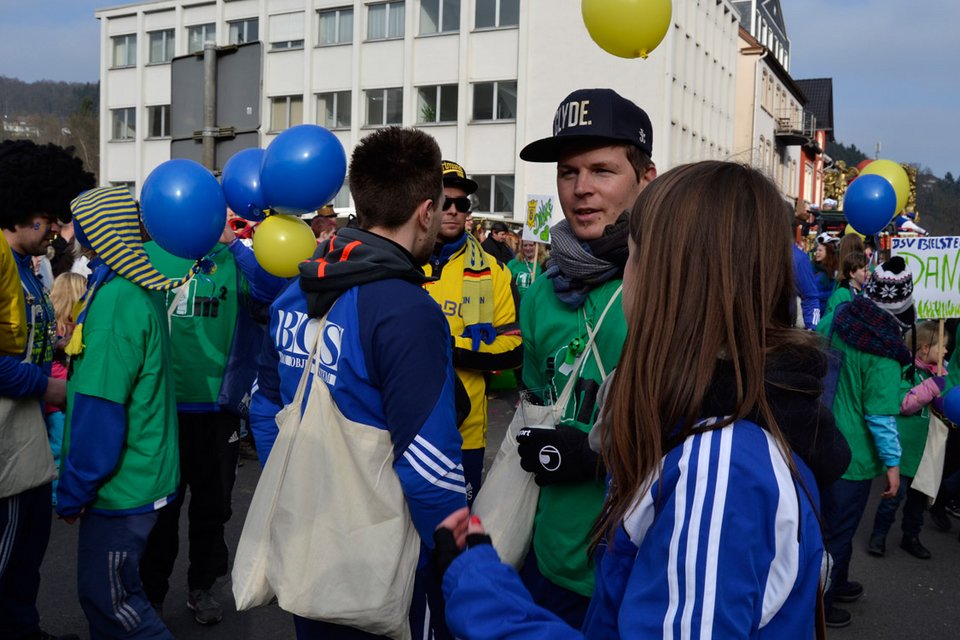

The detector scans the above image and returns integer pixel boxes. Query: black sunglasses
[442,196,471,213]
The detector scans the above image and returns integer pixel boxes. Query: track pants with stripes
[0,483,52,640]
[77,511,173,639]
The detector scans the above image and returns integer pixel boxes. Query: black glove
[516,424,604,486]
[432,527,493,578]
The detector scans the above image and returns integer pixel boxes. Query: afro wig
[0,139,96,230]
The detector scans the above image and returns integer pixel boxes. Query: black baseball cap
[441,160,478,195]
[520,88,653,162]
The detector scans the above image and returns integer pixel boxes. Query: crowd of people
[1,86,957,640]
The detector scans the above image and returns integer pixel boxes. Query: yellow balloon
[581,0,672,59]
[253,214,317,278]
[859,159,909,215]
[843,224,865,239]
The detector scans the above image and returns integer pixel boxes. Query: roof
[794,78,835,141]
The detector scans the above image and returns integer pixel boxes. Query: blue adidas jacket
[442,420,824,639]
[250,228,467,549]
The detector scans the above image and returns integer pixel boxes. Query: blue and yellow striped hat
[69,186,192,291]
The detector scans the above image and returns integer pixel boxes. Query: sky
[0,0,957,178]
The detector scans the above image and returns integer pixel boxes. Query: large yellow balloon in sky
[253,214,317,278]
[859,159,910,215]
[581,0,673,59]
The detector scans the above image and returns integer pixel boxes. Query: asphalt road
[35,390,960,638]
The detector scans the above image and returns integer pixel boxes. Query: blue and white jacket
[443,420,824,639]
[250,227,467,550]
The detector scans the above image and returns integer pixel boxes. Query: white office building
[96,0,740,220]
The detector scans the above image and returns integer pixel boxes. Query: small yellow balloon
[253,214,317,278]
[859,159,910,216]
[843,224,865,239]
[581,0,672,59]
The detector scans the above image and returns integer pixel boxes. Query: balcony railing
[774,108,816,145]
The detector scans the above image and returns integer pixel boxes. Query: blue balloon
[222,148,268,221]
[260,125,347,215]
[944,387,960,424]
[141,159,227,260]
[843,174,897,236]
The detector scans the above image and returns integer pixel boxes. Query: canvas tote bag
[912,411,950,502]
[472,285,622,567]
[232,312,420,640]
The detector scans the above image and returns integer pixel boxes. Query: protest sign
[892,236,960,319]
[523,194,560,243]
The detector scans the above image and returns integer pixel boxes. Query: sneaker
[187,589,223,625]
[35,633,80,640]
[930,508,952,532]
[867,533,886,557]
[945,500,960,519]
[900,534,932,559]
[825,606,852,628]
[832,580,864,603]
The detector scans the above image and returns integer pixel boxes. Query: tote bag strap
[552,284,623,420]
[289,311,329,414]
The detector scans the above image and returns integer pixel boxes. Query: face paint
[33,222,42,230]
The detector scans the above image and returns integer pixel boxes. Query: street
[35,391,960,638]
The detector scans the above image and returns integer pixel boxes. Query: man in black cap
[481,220,515,265]
[423,161,522,506]
[513,88,656,627]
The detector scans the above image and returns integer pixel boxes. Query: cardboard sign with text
[891,236,960,319]
[523,194,560,244]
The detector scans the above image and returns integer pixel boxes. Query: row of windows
[270,83,517,131]
[109,81,516,139]
[112,0,520,66]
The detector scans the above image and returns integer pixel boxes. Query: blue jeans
[821,478,872,610]
[871,475,925,538]
[77,511,173,639]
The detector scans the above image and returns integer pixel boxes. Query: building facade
[96,0,740,220]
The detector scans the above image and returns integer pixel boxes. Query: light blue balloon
[260,125,346,215]
[141,159,226,260]
[843,174,897,236]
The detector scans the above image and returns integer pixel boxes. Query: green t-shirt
[896,365,932,478]
[520,276,627,597]
[827,330,902,480]
[145,242,240,405]
[507,258,542,300]
[63,276,179,511]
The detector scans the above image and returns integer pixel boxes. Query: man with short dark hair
[514,88,656,627]
[481,220,515,265]
[0,139,93,640]
[424,161,522,505]
[250,127,467,639]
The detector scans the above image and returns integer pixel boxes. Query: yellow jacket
[0,232,27,356]
[424,242,522,449]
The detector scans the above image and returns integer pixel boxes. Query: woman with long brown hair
[434,161,847,638]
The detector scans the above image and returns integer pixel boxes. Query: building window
[148,30,175,64]
[476,0,519,29]
[187,23,216,53]
[147,105,171,138]
[111,107,136,141]
[112,34,137,68]
[317,91,351,129]
[270,95,304,132]
[270,13,305,50]
[417,85,457,124]
[420,0,460,35]
[228,18,259,45]
[368,1,404,40]
[472,81,517,121]
[473,174,514,213]
[365,88,403,126]
[318,7,353,45]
